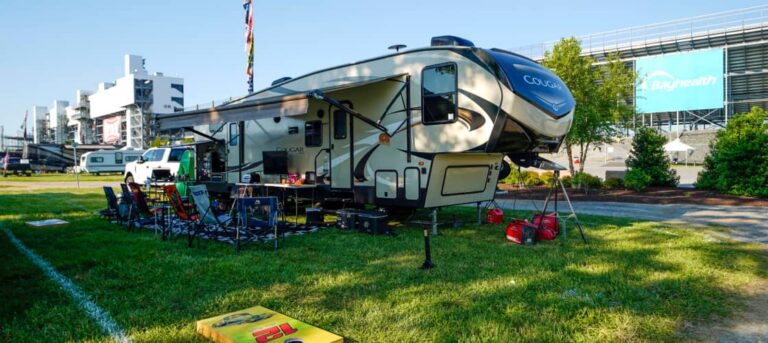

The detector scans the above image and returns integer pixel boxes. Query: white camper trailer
[156,36,575,209]
[79,149,145,174]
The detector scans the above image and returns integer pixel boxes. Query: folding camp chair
[188,185,239,249]
[128,182,166,234]
[118,183,137,228]
[236,196,282,252]
[163,184,200,246]
[100,186,119,223]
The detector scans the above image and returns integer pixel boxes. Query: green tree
[697,106,768,197]
[543,38,636,175]
[626,127,678,187]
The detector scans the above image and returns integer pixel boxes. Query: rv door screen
[422,63,458,124]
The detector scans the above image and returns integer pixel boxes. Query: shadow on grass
[1,192,767,342]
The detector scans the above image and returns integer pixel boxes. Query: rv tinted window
[305,120,322,147]
[90,156,104,163]
[422,63,458,124]
[229,123,239,146]
[115,152,123,164]
[333,110,347,139]
[125,156,138,162]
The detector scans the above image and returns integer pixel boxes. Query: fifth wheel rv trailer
[78,149,145,174]
[155,36,575,209]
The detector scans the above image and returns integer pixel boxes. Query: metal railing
[511,5,768,59]
[179,95,248,112]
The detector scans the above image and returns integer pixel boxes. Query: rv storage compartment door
[441,166,489,196]
[375,170,397,199]
[423,153,503,208]
[404,167,420,200]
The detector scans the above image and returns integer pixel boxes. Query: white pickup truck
[123,147,191,185]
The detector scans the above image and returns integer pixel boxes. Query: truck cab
[3,157,32,177]
[123,147,190,184]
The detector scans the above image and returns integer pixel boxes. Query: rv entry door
[330,106,352,189]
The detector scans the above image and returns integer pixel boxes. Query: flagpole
[244,0,255,94]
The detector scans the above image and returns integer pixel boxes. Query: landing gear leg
[420,228,434,269]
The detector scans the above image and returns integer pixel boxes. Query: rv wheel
[125,174,134,184]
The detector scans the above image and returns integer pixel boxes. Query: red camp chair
[163,184,202,247]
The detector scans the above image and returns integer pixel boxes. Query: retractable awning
[155,73,407,131]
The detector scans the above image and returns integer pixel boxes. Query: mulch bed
[497,184,768,207]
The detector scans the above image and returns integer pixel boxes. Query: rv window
[305,120,322,147]
[422,63,458,124]
[90,156,104,163]
[115,152,123,164]
[125,156,138,162]
[229,123,239,146]
[333,110,347,139]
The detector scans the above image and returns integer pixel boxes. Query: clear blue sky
[0,0,764,133]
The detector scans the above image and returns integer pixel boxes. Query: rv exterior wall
[182,47,571,208]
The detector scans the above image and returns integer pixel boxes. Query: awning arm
[185,128,224,144]
[308,90,390,135]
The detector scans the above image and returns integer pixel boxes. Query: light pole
[73,142,80,188]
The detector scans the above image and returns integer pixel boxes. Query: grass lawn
[1,187,766,342]
[0,173,124,182]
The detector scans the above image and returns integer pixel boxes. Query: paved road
[494,200,768,244]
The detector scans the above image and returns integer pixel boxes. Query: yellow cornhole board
[196,306,343,343]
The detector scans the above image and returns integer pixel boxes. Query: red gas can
[506,219,536,245]
[532,213,559,233]
[486,208,504,224]
[532,213,559,241]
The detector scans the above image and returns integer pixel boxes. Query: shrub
[501,162,522,185]
[697,106,768,197]
[624,169,651,191]
[573,172,603,190]
[603,177,624,190]
[560,175,573,188]
[522,171,543,186]
[626,128,679,187]
[539,171,556,187]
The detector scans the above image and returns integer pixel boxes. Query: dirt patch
[684,276,768,342]
[498,185,768,207]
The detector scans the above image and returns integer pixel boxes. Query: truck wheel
[125,174,134,184]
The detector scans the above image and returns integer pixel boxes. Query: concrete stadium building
[512,5,768,163]
[31,54,184,149]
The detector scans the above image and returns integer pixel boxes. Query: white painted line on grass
[3,228,132,343]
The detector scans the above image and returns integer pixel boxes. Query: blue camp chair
[100,186,119,223]
[236,196,281,252]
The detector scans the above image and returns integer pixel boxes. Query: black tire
[125,174,134,184]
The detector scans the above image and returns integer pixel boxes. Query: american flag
[244,0,255,93]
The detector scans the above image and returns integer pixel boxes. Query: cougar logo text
[523,75,562,89]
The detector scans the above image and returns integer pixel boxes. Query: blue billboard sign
[635,49,724,113]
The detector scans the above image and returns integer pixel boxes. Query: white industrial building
[31,54,184,148]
